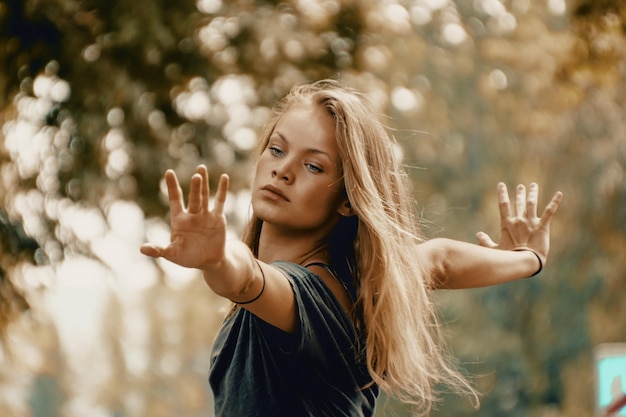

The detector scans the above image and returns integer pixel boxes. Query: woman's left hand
[475,182,563,265]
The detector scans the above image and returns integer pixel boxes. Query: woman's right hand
[140,164,229,271]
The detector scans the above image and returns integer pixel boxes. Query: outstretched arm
[140,165,296,332]
[424,182,563,289]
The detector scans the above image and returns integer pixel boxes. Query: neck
[257,224,331,267]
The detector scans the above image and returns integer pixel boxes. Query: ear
[337,200,354,217]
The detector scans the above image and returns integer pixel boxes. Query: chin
[251,201,280,223]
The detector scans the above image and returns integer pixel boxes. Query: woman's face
[251,102,347,236]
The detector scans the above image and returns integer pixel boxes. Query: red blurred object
[605,394,626,416]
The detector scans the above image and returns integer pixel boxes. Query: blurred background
[1,0,625,416]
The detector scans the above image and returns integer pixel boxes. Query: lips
[261,185,290,201]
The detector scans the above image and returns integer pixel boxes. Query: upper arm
[235,260,298,334]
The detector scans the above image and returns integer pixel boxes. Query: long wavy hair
[242,80,476,414]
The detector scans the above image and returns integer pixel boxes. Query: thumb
[476,231,497,248]
[140,244,165,259]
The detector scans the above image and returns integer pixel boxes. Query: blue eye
[306,163,322,173]
[269,147,284,156]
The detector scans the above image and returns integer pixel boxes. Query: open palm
[476,182,563,264]
[141,165,229,270]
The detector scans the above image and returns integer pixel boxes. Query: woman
[141,80,563,416]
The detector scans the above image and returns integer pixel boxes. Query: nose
[271,160,293,184]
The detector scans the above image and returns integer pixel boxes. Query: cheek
[327,181,346,206]
[308,184,343,212]
[253,156,269,179]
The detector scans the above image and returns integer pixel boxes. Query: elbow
[424,238,453,289]
[434,252,452,289]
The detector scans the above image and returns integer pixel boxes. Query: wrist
[513,248,543,277]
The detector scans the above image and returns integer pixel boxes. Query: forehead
[274,102,337,149]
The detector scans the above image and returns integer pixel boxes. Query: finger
[164,170,185,216]
[526,182,539,219]
[197,165,210,210]
[187,173,204,213]
[539,191,564,228]
[212,174,230,215]
[497,182,512,223]
[140,244,164,258]
[476,231,498,248]
[515,184,526,219]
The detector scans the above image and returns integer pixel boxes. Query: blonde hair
[243,80,476,414]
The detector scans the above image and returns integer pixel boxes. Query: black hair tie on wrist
[514,248,543,277]
[233,259,266,305]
